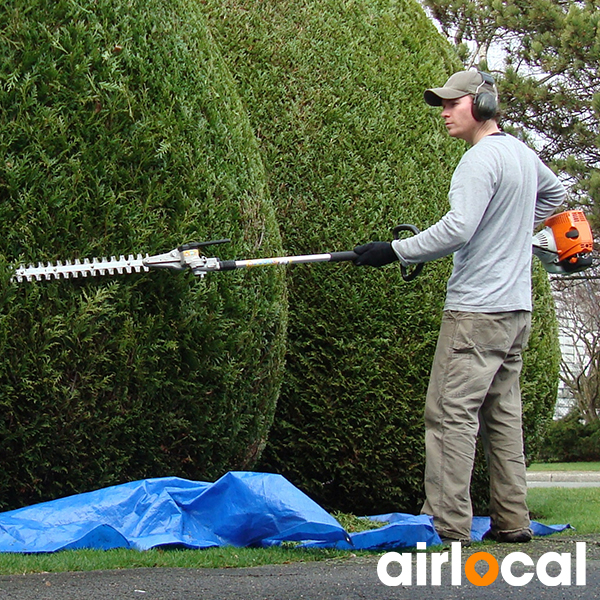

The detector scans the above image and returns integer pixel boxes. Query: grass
[527,487,600,534]
[0,546,352,576]
[528,462,600,471]
[526,462,600,533]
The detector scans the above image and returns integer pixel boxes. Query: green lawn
[527,487,600,534]
[528,462,600,471]
[526,462,600,532]
[0,546,348,576]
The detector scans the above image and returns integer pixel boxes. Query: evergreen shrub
[204,0,561,514]
[0,0,287,510]
[536,413,600,463]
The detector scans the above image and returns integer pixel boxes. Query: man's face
[441,95,477,142]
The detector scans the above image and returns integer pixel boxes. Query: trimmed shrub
[0,0,286,510]
[204,0,561,514]
[522,264,563,458]
[536,413,600,463]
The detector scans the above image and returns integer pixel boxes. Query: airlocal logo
[377,542,586,587]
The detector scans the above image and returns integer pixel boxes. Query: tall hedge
[0,0,287,510]
[203,0,561,514]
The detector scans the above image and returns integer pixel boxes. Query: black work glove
[353,242,398,267]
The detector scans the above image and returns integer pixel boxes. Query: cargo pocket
[445,313,477,399]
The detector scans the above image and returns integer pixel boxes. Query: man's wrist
[391,239,410,267]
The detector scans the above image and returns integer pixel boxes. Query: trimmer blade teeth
[12,252,150,283]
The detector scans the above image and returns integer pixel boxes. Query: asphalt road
[1,536,599,600]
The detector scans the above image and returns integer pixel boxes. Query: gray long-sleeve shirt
[392,133,565,312]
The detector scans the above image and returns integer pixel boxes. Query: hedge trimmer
[12,225,423,284]
[11,211,593,283]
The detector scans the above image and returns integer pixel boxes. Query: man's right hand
[353,242,398,267]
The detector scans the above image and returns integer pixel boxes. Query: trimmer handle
[328,251,359,262]
[393,224,424,282]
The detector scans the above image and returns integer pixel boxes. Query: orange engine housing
[545,210,594,263]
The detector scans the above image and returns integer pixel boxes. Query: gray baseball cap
[424,71,491,106]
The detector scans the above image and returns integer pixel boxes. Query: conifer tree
[423,0,600,222]
[203,0,561,514]
[0,0,286,509]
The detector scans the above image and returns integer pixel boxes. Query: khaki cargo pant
[420,310,532,540]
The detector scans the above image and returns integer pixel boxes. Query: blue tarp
[0,472,569,553]
[300,512,443,550]
[301,514,570,550]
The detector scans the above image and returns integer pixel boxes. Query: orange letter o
[465,552,499,586]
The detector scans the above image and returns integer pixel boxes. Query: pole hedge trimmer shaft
[12,226,425,283]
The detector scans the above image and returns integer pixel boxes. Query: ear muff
[472,71,498,122]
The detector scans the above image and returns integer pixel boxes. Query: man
[353,70,565,544]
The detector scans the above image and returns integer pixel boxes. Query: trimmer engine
[532,210,594,274]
